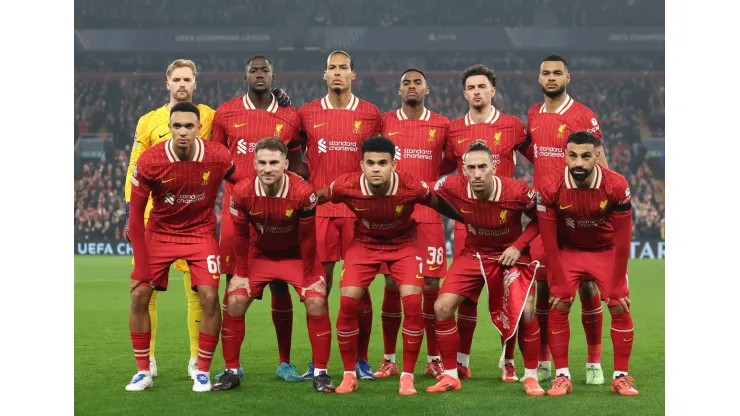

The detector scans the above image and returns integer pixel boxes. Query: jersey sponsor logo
[318,139,358,153]
[557,124,567,138]
[176,193,206,204]
[234,123,247,128]
[493,131,501,145]
[387,131,401,136]
[259,223,296,234]
[237,139,248,154]
[361,219,402,230]
[428,129,436,141]
[202,171,211,185]
[318,138,327,153]
[164,193,175,205]
[467,224,510,237]
[399,148,433,160]
[394,146,402,160]
[313,123,326,128]
[565,216,608,228]
[285,208,294,218]
[395,205,404,217]
[534,144,564,158]
[353,121,362,134]
[275,124,284,137]
[499,209,508,224]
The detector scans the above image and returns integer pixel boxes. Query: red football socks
[536,294,551,362]
[271,293,293,364]
[197,332,218,372]
[581,292,603,363]
[131,332,151,371]
[357,291,373,362]
[435,318,459,372]
[381,287,402,355]
[401,294,424,373]
[221,310,245,369]
[517,319,541,369]
[423,289,440,357]
[307,312,332,369]
[457,302,478,357]
[548,308,571,370]
[336,296,360,371]
[610,311,635,373]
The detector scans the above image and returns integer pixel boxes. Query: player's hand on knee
[304,276,327,297]
[617,296,631,312]
[228,274,251,298]
[499,246,521,267]
[549,295,563,310]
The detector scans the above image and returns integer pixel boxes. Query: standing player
[522,55,609,384]
[427,140,544,396]
[374,69,451,380]
[124,59,215,379]
[318,136,463,395]
[213,138,335,393]
[125,102,243,392]
[211,55,306,382]
[443,64,529,381]
[536,131,637,396]
[299,50,382,380]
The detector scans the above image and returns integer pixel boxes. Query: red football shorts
[341,243,422,289]
[378,223,447,278]
[453,222,467,260]
[550,246,629,307]
[441,252,539,341]
[529,235,548,281]
[316,217,355,263]
[218,188,236,274]
[147,239,221,292]
[234,254,324,301]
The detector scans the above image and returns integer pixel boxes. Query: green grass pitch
[74,256,664,415]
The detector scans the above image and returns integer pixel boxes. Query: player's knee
[226,295,249,316]
[608,303,628,314]
[423,277,440,291]
[269,280,290,296]
[132,287,153,313]
[198,290,220,315]
[520,296,536,323]
[555,301,572,311]
[384,275,398,288]
[434,298,456,320]
[304,296,327,316]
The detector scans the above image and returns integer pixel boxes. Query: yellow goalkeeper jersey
[124,104,215,209]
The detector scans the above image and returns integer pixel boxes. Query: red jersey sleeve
[609,173,633,209]
[211,107,228,147]
[229,182,252,276]
[510,180,539,253]
[581,108,602,140]
[535,177,558,221]
[130,154,154,198]
[432,175,457,204]
[327,174,350,204]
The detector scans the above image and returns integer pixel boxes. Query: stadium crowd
[75,0,665,28]
[74,73,664,242]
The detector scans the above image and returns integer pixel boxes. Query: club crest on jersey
[225,255,230,265]
[428,129,436,142]
[494,131,502,145]
[202,171,211,185]
[499,209,508,224]
[557,124,567,138]
[600,200,608,210]
[275,124,284,137]
[353,121,362,134]
[285,208,294,218]
[395,205,404,217]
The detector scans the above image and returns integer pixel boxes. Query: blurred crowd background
[74,0,665,251]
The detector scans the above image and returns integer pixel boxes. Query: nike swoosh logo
[159,132,169,138]
[249,211,262,215]
[559,205,572,210]
[407,340,421,344]
[552,330,567,335]
[387,132,401,136]
[531,127,538,132]
[415,274,423,279]
[524,337,538,342]
[162,178,175,183]
[457,138,469,144]
[338,341,350,344]
[314,123,326,128]
[212,274,220,280]
[460,209,472,214]
[585,319,599,324]
[429,266,441,271]
[234,123,247,128]
[354,207,368,211]
[623,337,634,342]
[316,331,331,337]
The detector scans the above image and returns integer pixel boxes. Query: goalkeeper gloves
[272,88,292,107]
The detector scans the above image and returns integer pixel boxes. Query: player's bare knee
[198,289,220,316]
[434,297,456,320]
[520,295,536,322]
[384,275,398,289]
[340,286,364,300]
[131,287,152,312]
[555,301,572,311]
[304,296,327,316]
[226,295,249,316]
[578,280,599,299]
[608,304,628,314]
[423,277,440,291]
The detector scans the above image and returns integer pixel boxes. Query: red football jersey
[230,171,317,259]
[381,107,450,224]
[537,164,632,251]
[433,174,536,256]
[299,94,382,218]
[328,171,432,250]
[446,106,527,179]
[526,95,602,188]
[131,138,234,243]
[212,93,302,177]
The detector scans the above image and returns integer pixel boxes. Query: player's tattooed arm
[424,193,463,223]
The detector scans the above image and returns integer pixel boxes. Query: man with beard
[375,68,452,380]
[211,55,306,382]
[536,131,638,397]
[124,59,215,380]
[444,64,529,382]
[522,55,609,384]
